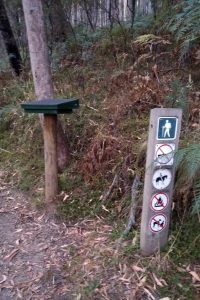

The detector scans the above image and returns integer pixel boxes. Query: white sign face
[149,214,167,233]
[155,144,175,166]
[157,117,178,140]
[152,169,172,190]
[151,193,169,212]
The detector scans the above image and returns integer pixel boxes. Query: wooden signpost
[21,98,79,204]
[140,108,182,256]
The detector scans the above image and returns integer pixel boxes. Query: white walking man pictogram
[162,120,172,138]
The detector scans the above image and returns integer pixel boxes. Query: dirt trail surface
[0,176,149,300]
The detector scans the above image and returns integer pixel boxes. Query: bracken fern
[175,143,200,214]
[165,0,200,60]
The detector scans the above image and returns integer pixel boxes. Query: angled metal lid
[21,98,79,114]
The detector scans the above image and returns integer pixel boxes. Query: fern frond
[164,0,200,58]
[192,179,200,214]
[175,144,200,181]
[175,143,200,214]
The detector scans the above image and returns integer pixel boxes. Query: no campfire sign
[140,108,182,256]
[151,193,169,212]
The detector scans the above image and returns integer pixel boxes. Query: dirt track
[0,182,83,299]
[1,174,148,300]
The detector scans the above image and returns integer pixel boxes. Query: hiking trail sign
[140,108,182,256]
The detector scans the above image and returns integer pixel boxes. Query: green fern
[192,179,200,214]
[175,144,200,214]
[165,0,200,60]
[164,79,190,121]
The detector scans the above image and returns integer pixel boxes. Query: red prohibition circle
[149,213,167,233]
[150,192,169,212]
[156,143,174,164]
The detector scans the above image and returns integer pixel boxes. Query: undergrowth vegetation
[1,16,200,299]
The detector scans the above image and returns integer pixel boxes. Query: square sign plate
[157,117,178,140]
[155,143,175,166]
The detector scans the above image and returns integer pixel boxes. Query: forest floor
[1,173,200,300]
[0,171,152,300]
[1,32,200,300]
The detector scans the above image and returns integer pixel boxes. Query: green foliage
[164,79,190,121]
[0,56,10,71]
[0,104,44,192]
[165,0,200,60]
[131,15,155,34]
[175,144,200,214]
[83,280,101,296]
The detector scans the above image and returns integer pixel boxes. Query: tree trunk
[0,0,22,76]
[151,0,158,19]
[82,0,95,31]
[44,0,72,42]
[22,0,70,172]
[127,0,136,27]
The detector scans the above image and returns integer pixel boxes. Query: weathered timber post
[44,115,58,202]
[140,108,182,256]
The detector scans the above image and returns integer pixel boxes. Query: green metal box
[21,98,79,114]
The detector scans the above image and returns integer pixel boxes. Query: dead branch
[123,174,140,235]
[115,174,140,251]
[102,174,119,202]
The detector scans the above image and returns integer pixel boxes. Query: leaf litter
[1,172,200,299]
[0,174,172,300]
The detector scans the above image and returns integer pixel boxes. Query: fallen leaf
[152,273,164,287]
[4,249,19,261]
[102,205,109,212]
[63,194,70,202]
[0,275,7,284]
[15,239,22,246]
[189,271,200,282]
[138,276,147,287]
[143,287,155,300]
[132,265,145,273]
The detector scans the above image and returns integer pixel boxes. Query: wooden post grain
[140,108,182,256]
[44,115,58,203]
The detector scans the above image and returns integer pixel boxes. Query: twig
[115,175,140,251]
[123,174,141,235]
[102,174,119,202]
[0,147,12,154]
[160,67,186,74]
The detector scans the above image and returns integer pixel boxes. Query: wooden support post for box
[140,108,182,256]
[43,115,58,202]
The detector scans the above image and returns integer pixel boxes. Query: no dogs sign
[149,214,167,233]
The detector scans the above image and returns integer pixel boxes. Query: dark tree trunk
[82,0,95,31]
[0,0,22,75]
[128,0,136,27]
[44,0,72,42]
[151,0,158,19]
